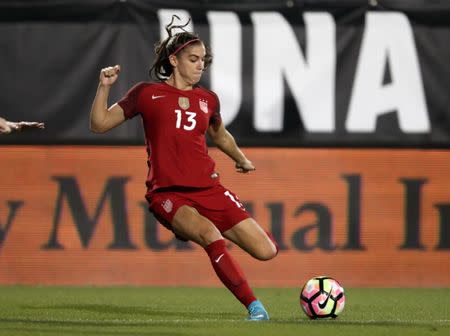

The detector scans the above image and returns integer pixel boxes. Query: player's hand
[235,159,255,174]
[0,117,10,134]
[11,121,45,132]
[0,117,45,134]
[99,65,121,86]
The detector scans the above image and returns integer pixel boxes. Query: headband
[170,38,200,56]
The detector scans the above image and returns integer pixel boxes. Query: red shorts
[146,184,251,236]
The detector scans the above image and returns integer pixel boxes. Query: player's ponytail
[149,15,212,81]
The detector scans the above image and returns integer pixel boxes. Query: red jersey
[117,82,222,192]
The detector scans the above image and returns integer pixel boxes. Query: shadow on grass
[0,323,183,336]
[0,318,197,336]
[22,303,239,319]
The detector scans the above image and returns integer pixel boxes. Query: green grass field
[0,286,448,336]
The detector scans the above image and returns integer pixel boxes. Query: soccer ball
[300,276,345,319]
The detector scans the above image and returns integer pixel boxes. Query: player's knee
[254,242,278,261]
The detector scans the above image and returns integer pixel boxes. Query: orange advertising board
[0,146,449,287]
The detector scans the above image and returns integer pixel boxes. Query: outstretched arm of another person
[0,117,44,135]
[90,65,126,133]
[207,122,255,173]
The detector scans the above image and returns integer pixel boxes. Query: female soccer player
[89,17,278,321]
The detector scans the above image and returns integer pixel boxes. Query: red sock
[205,239,256,308]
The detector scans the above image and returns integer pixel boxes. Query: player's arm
[0,117,44,135]
[90,65,126,133]
[207,122,255,173]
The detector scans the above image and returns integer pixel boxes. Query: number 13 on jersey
[175,109,197,130]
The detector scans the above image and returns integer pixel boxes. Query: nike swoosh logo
[152,95,165,100]
[215,253,224,263]
[318,284,334,309]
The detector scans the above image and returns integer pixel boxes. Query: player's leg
[221,218,278,321]
[215,185,278,261]
[170,205,258,313]
[209,186,277,320]
[220,219,277,320]
[223,218,278,261]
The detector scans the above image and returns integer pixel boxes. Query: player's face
[175,42,206,85]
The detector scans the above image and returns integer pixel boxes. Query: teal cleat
[247,300,269,321]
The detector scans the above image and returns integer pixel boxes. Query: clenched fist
[100,65,121,86]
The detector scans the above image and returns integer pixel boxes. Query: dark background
[1,0,449,147]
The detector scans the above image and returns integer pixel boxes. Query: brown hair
[149,15,213,81]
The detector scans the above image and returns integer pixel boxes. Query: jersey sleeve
[117,82,146,119]
[209,92,222,131]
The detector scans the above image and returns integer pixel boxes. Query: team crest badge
[199,99,209,113]
[178,97,190,110]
